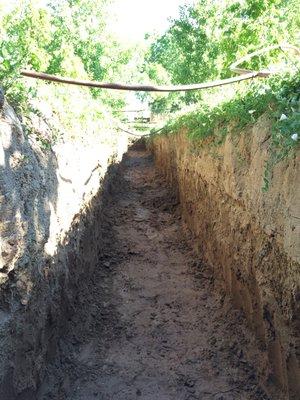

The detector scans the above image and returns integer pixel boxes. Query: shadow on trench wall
[0,102,58,398]
[0,101,132,399]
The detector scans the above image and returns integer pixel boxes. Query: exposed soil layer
[0,102,127,399]
[38,142,273,400]
[151,128,300,400]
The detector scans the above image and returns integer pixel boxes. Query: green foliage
[0,0,135,110]
[155,71,300,190]
[144,0,300,113]
[144,0,300,190]
[0,0,139,145]
[159,71,300,140]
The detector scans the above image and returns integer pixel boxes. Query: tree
[144,0,300,112]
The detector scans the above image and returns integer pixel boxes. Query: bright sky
[2,1,194,44]
[109,0,194,44]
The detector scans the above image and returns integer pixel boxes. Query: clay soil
[39,143,271,400]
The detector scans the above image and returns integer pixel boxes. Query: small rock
[20,297,28,306]
[184,378,195,388]
[210,337,217,345]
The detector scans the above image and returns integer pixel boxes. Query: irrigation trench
[20,44,299,399]
[40,142,269,400]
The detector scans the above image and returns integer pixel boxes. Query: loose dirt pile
[38,142,272,400]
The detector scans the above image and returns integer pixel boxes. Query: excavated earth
[37,142,273,400]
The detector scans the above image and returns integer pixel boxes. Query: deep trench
[36,141,272,400]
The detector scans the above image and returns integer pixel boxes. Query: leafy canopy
[143,0,300,112]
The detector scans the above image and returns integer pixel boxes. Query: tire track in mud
[40,142,270,400]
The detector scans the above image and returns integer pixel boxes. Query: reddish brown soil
[39,144,270,400]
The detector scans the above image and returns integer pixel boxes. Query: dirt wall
[151,115,300,400]
[0,101,128,398]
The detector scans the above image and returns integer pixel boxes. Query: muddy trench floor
[40,144,271,400]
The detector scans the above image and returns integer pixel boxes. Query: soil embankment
[0,101,128,398]
[151,115,300,399]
